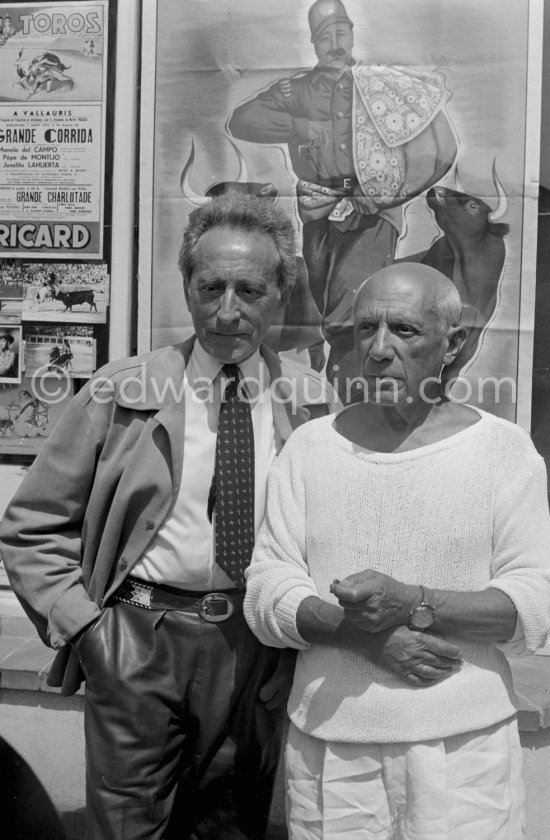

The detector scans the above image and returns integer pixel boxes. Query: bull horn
[180,139,210,207]
[229,136,248,184]
[454,162,465,194]
[487,160,508,223]
[180,137,249,206]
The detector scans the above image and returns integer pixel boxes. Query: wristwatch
[408,585,435,630]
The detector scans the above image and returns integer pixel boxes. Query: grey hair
[178,192,297,300]
[429,281,463,332]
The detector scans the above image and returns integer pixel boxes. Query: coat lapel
[113,337,308,486]
[115,336,196,496]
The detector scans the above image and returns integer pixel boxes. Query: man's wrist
[407,585,436,630]
[343,617,392,661]
[297,595,374,653]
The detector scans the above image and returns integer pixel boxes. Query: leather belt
[112,576,243,623]
[318,177,359,194]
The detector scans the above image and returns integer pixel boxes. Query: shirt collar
[189,340,265,396]
[190,339,223,385]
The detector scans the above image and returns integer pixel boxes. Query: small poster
[0,279,23,322]
[0,2,108,258]
[0,374,74,454]
[21,260,109,322]
[0,323,22,382]
[23,323,96,378]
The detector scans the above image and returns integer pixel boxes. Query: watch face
[410,606,435,629]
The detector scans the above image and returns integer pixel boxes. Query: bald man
[244,263,550,839]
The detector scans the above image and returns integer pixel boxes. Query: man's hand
[331,570,420,632]
[259,650,297,711]
[374,626,462,687]
[70,616,101,654]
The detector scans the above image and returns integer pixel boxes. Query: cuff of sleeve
[486,580,549,654]
[273,585,316,649]
[48,586,102,649]
[493,613,528,656]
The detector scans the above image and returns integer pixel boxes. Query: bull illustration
[54,290,97,312]
[0,401,19,437]
[181,139,323,365]
[181,138,279,204]
[15,50,74,99]
[422,162,509,379]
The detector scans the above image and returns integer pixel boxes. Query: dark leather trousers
[78,599,283,840]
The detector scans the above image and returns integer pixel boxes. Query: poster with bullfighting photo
[22,322,96,378]
[138,0,543,425]
[0,322,22,382]
[0,1,108,259]
[0,373,74,455]
[21,259,109,322]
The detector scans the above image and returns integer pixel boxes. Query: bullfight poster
[138,0,543,424]
[0,1,108,259]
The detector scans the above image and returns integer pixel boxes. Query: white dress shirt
[132,341,277,589]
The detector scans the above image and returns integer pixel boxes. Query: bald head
[352,263,466,406]
[354,263,462,333]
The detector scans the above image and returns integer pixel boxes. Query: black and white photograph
[22,324,96,378]
[0,280,24,323]
[21,261,110,323]
[0,323,22,382]
[0,3,548,840]
[0,374,74,455]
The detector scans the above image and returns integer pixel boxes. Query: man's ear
[183,279,191,309]
[442,325,467,367]
[278,289,290,314]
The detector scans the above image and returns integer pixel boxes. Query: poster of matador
[139,0,542,421]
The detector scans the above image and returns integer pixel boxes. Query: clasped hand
[330,569,419,633]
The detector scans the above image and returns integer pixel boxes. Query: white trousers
[285,717,524,839]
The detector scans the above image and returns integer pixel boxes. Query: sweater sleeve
[487,439,550,655]
[244,437,317,649]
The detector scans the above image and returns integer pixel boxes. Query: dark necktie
[210,364,255,588]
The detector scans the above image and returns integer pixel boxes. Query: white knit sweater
[244,408,550,743]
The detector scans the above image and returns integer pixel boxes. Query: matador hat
[308,0,353,42]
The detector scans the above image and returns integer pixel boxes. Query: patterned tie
[210,364,255,587]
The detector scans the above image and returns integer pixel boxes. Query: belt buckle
[199,593,234,623]
[127,580,152,609]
